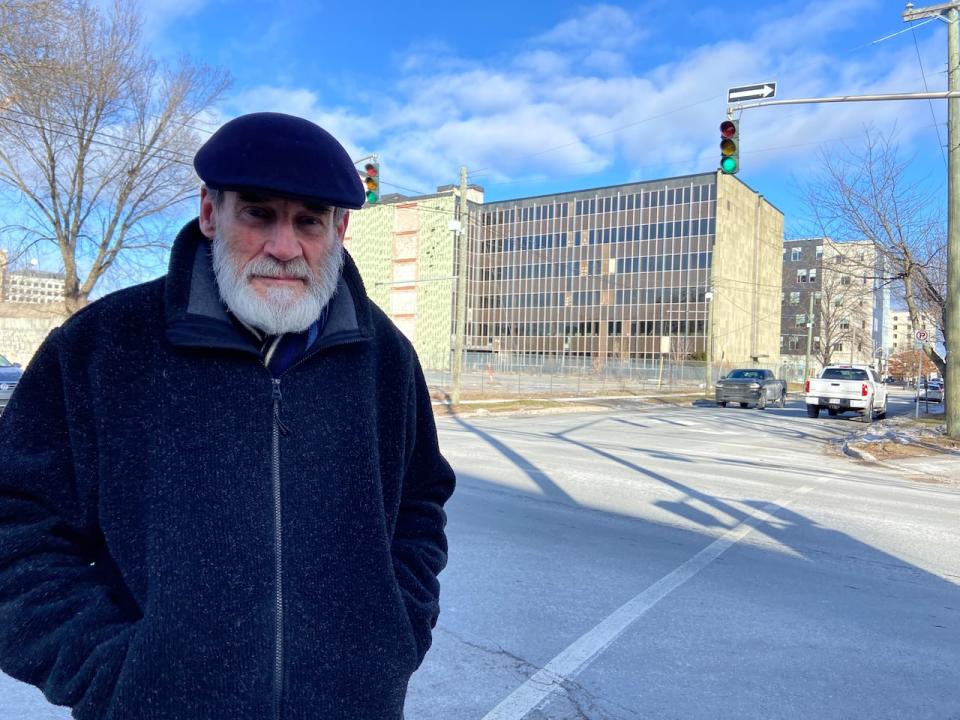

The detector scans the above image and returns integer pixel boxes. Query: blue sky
[128,1,955,235]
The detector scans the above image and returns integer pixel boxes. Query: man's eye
[244,206,271,219]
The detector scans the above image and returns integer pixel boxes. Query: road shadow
[407,430,960,720]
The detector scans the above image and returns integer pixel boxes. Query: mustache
[242,256,314,282]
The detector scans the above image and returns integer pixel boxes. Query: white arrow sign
[727,82,777,103]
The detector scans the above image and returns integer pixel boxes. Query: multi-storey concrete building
[780,237,888,374]
[347,172,783,372]
[886,308,939,356]
[4,269,66,304]
[474,172,782,369]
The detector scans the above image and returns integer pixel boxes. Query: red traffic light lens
[720,120,737,139]
[364,163,378,176]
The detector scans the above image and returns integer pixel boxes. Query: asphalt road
[404,396,958,719]
[2,394,957,720]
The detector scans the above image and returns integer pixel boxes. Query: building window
[815,245,823,259]
[791,248,802,261]
[790,292,800,305]
[795,314,807,327]
[797,269,808,283]
[841,275,851,285]
[809,268,817,283]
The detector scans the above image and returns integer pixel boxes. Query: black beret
[194,112,366,209]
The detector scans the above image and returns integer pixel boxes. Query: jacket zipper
[271,378,287,720]
[265,338,356,720]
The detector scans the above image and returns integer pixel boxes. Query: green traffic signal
[719,119,739,175]
[364,162,380,204]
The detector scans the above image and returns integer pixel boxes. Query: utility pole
[949,4,960,436]
[450,166,469,406]
[903,1,959,436]
[804,292,815,380]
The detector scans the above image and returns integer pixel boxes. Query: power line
[912,26,948,166]
[0,109,198,167]
[851,17,938,51]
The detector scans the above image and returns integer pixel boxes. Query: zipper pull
[271,378,291,435]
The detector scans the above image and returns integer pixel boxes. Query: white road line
[479,478,829,720]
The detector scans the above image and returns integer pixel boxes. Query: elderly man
[0,113,455,720]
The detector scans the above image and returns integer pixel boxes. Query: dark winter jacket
[0,220,455,720]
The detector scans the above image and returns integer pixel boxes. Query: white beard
[211,233,344,335]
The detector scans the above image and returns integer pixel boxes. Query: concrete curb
[434,401,681,420]
[842,442,880,465]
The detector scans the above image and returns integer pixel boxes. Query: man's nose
[265,222,302,263]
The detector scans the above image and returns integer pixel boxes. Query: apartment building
[4,269,66,304]
[780,237,888,373]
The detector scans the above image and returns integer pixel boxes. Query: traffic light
[363,162,380,204]
[719,119,739,175]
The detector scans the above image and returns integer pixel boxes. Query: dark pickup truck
[715,368,787,410]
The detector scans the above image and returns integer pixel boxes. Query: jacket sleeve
[0,329,137,718]
[391,361,455,667]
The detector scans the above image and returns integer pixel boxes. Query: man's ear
[335,210,349,241]
[199,187,218,239]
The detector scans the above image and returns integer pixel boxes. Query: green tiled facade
[345,192,460,370]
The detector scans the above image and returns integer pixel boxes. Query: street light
[705,289,715,394]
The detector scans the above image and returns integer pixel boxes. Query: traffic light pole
[728,89,960,116]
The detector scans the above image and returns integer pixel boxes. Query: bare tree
[0,0,228,312]
[800,129,946,377]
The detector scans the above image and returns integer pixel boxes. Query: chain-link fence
[426,351,801,398]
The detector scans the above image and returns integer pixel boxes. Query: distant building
[885,308,939,356]
[4,269,66,304]
[347,171,784,371]
[780,238,888,374]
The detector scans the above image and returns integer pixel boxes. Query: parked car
[715,368,787,410]
[916,378,944,403]
[805,365,888,421]
[0,353,23,413]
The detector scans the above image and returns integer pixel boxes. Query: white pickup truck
[804,365,888,421]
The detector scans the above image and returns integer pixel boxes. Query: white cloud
[140,0,209,43]
[212,2,948,200]
[535,4,647,50]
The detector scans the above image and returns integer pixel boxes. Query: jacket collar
[164,219,373,354]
